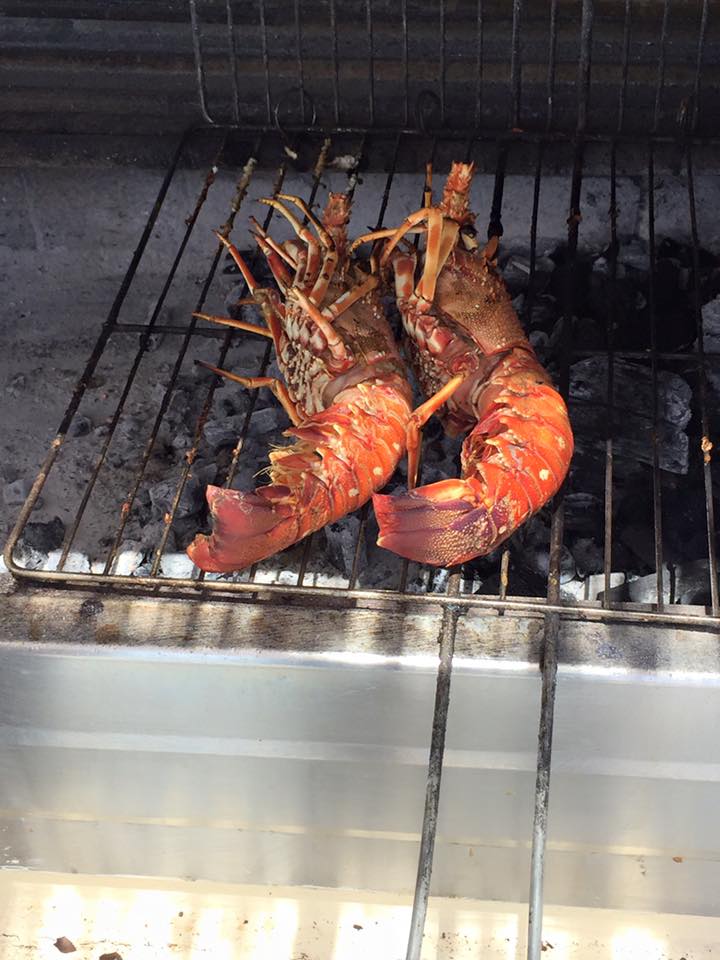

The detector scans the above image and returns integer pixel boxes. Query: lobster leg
[309,245,340,305]
[197,362,302,426]
[276,194,333,249]
[193,312,273,339]
[213,231,260,293]
[349,223,428,257]
[253,234,293,292]
[406,373,465,488]
[259,198,328,294]
[291,288,349,365]
[323,274,379,321]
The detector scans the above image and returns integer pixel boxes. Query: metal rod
[475,0,484,127]
[294,0,306,124]
[439,0,447,127]
[692,0,710,133]
[405,573,461,960]
[527,9,592,932]
[510,0,524,129]
[224,0,240,125]
[188,0,215,125]
[646,141,665,611]
[366,0,375,127]
[258,0,272,126]
[330,0,341,126]
[685,140,719,615]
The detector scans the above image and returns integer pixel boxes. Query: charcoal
[527,295,558,332]
[47,551,90,573]
[160,552,195,579]
[560,571,626,603]
[21,516,65,552]
[571,537,604,576]
[203,413,249,451]
[3,476,32,506]
[248,404,289,436]
[114,542,144,576]
[147,462,216,521]
[701,294,720,352]
[69,415,93,437]
[618,238,650,273]
[501,255,532,294]
[323,515,364,579]
[569,357,691,474]
[618,520,657,571]
[13,541,47,570]
[563,493,604,539]
[628,560,712,605]
[525,544,576,583]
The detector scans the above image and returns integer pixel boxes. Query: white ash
[627,560,712,606]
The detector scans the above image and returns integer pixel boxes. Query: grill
[3,2,720,958]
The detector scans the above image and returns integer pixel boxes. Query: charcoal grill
[3,2,720,958]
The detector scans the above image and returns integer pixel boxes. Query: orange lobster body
[359,162,574,567]
[187,193,412,573]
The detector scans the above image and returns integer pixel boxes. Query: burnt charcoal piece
[69,415,93,437]
[562,493,605,540]
[99,953,124,960]
[628,560,712,605]
[569,357,692,474]
[21,516,65,552]
[586,276,641,349]
[147,462,217,521]
[323,515,364,579]
[203,413,249,451]
[3,476,33,506]
[53,937,76,954]
[645,259,696,351]
[570,537,605,577]
[548,248,593,312]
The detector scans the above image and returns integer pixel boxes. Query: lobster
[187,192,413,573]
[350,162,574,567]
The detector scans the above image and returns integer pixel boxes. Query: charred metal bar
[528,4,592,952]
[692,0,710,133]
[402,0,410,127]
[510,0,524,129]
[474,0,484,128]
[258,0,272,126]
[224,0,240,125]
[685,142,719,615]
[330,0,341,126]
[439,0,447,126]
[603,0,632,606]
[405,572,462,960]
[294,0,306,124]
[188,0,214,125]
[366,0,375,127]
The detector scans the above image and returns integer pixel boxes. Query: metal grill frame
[4,2,720,959]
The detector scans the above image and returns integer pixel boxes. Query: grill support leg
[405,595,460,960]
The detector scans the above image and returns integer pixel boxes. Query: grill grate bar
[258,0,272,127]
[404,571,461,960]
[528,5,593,948]
[294,0,306,125]
[602,141,618,607]
[692,0,710,133]
[295,134,367,588]
[510,0,524,130]
[685,141,720,615]
[57,136,229,572]
[224,0,240,126]
[646,142,666,612]
[347,133,403,591]
[475,0,484,128]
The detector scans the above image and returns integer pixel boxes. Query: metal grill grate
[4,2,720,959]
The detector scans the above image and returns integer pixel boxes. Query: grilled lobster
[351,162,574,567]
[187,192,413,573]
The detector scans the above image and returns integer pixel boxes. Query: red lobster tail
[373,478,513,567]
[187,379,411,573]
